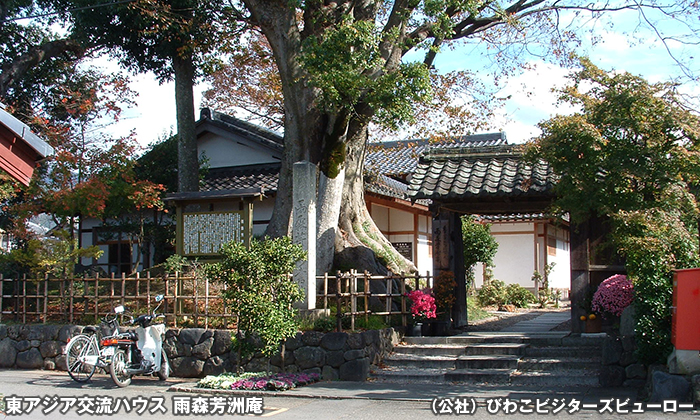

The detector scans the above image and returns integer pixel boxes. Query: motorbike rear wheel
[157,349,169,381]
[65,334,97,382]
[109,349,132,387]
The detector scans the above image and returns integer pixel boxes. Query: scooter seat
[82,326,98,334]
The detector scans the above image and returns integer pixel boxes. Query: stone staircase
[372,333,604,387]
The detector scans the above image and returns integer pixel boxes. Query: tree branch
[0,38,84,98]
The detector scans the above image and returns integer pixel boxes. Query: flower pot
[407,323,423,337]
[431,320,450,336]
[421,322,431,336]
[585,317,602,333]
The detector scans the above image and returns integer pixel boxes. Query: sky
[98,7,699,149]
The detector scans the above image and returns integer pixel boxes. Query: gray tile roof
[365,174,430,205]
[203,163,280,193]
[199,108,283,151]
[407,145,557,200]
[365,132,507,177]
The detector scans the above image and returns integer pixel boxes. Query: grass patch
[467,296,491,322]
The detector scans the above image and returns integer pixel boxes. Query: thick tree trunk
[249,0,416,275]
[173,54,198,193]
[334,123,416,275]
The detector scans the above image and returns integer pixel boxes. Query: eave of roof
[0,104,54,158]
[407,145,557,201]
[197,108,283,152]
[165,188,265,202]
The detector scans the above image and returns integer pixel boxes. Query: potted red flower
[406,288,436,336]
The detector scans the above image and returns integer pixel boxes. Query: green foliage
[528,57,700,224]
[206,237,306,358]
[477,279,507,307]
[0,231,102,278]
[312,316,337,332]
[300,20,431,129]
[467,296,490,322]
[504,284,536,308]
[461,216,499,270]
[477,279,535,308]
[528,58,700,364]
[613,208,698,363]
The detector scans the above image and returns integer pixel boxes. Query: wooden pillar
[570,219,590,334]
[175,204,184,255]
[243,199,253,249]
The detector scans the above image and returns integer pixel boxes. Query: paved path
[499,311,570,333]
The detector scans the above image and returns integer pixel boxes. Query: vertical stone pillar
[293,161,317,310]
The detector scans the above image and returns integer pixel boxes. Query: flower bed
[197,372,321,391]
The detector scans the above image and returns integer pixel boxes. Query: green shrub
[206,237,306,358]
[477,279,506,307]
[313,316,336,332]
[504,284,536,308]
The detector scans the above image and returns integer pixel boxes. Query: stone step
[445,368,513,384]
[404,335,531,345]
[464,343,529,356]
[370,367,447,383]
[393,345,466,357]
[384,354,457,369]
[524,346,601,359]
[517,357,601,372]
[510,370,600,387]
[456,355,520,370]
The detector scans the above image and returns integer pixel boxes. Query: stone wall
[599,306,646,388]
[0,323,399,382]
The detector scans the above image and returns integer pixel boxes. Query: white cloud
[489,62,578,143]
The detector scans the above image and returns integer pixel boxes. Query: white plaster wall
[198,131,280,169]
[416,234,433,276]
[371,204,389,232]
[491,233,536,288]
[389,208,413,232]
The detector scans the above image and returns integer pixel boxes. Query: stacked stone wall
[0,324,398,382]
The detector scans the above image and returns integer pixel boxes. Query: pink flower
[592,274,634,317]
[407,288,437,320]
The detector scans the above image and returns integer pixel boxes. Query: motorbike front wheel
[157,349,169,381]
[109,349,132,387]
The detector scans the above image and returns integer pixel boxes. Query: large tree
[528,58,700,362]
[232,1,699,276]
[50,0,237,192]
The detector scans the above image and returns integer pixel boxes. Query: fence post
[94,275,99,322]
[335,271,342,333]
[205,275,209,330]
[363,271,369,324]
[43,274,48,324]
[120,273,126,308]
[194,275,199,327]
[0,274,3,323]
[69,277,75,324]
[350,270,356,331]
[323,273,328,310]
[172,273,178,328]
[401,275,407,327]
[22,274,27,324]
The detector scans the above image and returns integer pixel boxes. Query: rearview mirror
[114,305,125,314]
[155,294,164,302]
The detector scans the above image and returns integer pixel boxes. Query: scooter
[103,294,170,387]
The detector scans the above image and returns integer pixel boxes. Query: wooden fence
[1,271,434,331]
[0,273,232,329]
[317,270,433,331]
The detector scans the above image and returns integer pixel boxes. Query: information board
[392,242,413,262]
[182,211,244,256]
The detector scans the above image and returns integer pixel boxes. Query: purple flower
[592,274,634,317]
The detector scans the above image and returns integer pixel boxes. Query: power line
[2,0,137,23]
